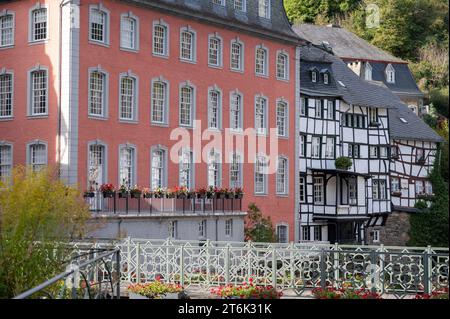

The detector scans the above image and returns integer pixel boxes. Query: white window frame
[327,100,334,120]
[168,220,178,239]
[179,26,196,63]
[300,97,307,116]
[255,45,268,77]
[225,219,233,237]
[258,0,271,19]
[229,152,243,188]
[311,70,317,83]
[151,76,169,126]
[276,224,288,243]
[276,156,288,195]
[0,70,13,118]
[152,19,169,57]
[179,147,194,189]
[311,136,321,158]
[150,145,168,190]
[255,95,268,135]
[88,67,109,118]
[26,140,47,172]
[325,137,335,159]
[212,0,225,6]
[323,72,329,84]
[229,90,243,131]
[372,230,380,243]
[234,0,247,12]
[313,177,324,204]
[299,175,306,203]
[370,146,378,158]
[365,62,372,81]
[120,12,139,51]
[301,225,310,241]
[118,71,138,122]
[0,142,12,182]
[386,63,395,83]
[27,65,48,117]
[198,219,207,239]
[87,141,107,189]
[276,99,288,137]
[208,86,222,130]
[29,4,48,43]
[315,99,322,118]
[118,144,137,188]
[230,38,244,72]
[300,134,306,157]
[0,11,15,48]
[254,154,268,195]
[207,148,222,188]
[179,81,195,127]
[425,180,433,194]
[391,177,400,192]
[208,33,223,68]
[276,51,289,81]
[89,4,110,46]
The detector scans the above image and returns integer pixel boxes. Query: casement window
[28,142,47,172]
[325,137,335,159]
[311,71,317,83]
[208,88,222,129]
[230,40,243,71]
[391,177,400,192]
[311,137,321,158]
[153,21,168,56]
[29,68,48,116]
[301,225,310,241]
[151,147,166,189]
[0,13,14,47]
[416,148,425,163]
[369,146,378,158]
[365,62,372,81]
[373,179,386,200]
[313,177,324,204]
[207,149,221,187]
[348,177,357,205]
[230,91,243,130]
[89,6,109,44]
[0,73,13,118]
[168,220,178,239]
[255,46,268,76]
[255,96,267,135]
[88,143,105,188]
[300,134,306,157]
[225,219,233,237]
[179,84,194,127]
[198,220,207,238]
[119,145,136,188]
[88,70,107,117]
[276,157,288,195]
[0,144,12,182]
[299,175,306,203]
[258,0,271,19]
[386,64,395,83]
[276,52,288,80]
[230,152,242,188]
[119,74,137,121]
[151,79,168,125]
[30,7,47,42]
[425,181,433,194]
[276,224,288,243]
[180,28,195,62]
[327,100,334,120]
[415,180,424,195]
[390,146,399,159]
[379,146,388,158]
[234,0,246,12]
[323,73,329,84]
[120,14,138,51]
[179,148,193,189]
[314,99,322,118]
[371,230,380,243]
[208,35,222,67]
[348,144,360,158]
[355,114,365,128]
[300,97,307,116]
[369,108,378,124]
[276,100,288,137]
[313,226,322,241]
[254,154,268,194]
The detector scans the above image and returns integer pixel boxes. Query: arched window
[153,20,168,56]
[120,13,139,50]
[179,84,194,127]
[255,45,268,76]
[276,52,288,80]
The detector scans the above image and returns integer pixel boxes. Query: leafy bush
[210,278,282,299]
[335,156,353,170]
[312,287,382,299]
[244,203,276,242]
[0,166,90,298]
[127,278,183,299]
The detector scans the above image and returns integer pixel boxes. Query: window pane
[152,82,166,123]
[255,48,266,75]
[121,17,135,49]
[208,90,220,129]
[90,9,105,42]
[31,70,47,115]
[0,15,13,46]
[89,71,104,116]
[231,42,242,70]
[180,31,193,60]
[209,37,220,66]
[120,77,134,120]
[180,86,192,126]
[0,145,12,182]
[152,149,164,189]
[153,25,166,55]
[0,74,12,117]
[276,102,287,136]
[30,144,46,171]
[33,9,47,41]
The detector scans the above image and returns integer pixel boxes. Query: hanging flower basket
[100,184,115,198]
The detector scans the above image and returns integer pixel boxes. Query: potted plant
[100,184,115,198]
[154,187,165,198]
[130,186,142,199]
[312,286,382,299]
[206,186,215,199]
[210,279,282,299]
[335,156,353,170]
[127,278,186,299]
[215,187,227,199]
[233,187,244,199]
[118,184,129,198]
[83,187,95,198]
[142,188,153,199]
[415,288,449,299]
[175,186,189,199]
[196,187,207,199]
[166,187,176,198]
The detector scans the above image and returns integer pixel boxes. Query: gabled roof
[122,0,302,44]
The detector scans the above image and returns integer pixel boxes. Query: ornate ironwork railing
[14,249,121,299]
[85,192,243,215]
[70,238,449,299]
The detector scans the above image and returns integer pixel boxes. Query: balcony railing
[84,191,243,215]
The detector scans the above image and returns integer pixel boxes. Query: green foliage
[284,0,361,23]
[430,87,449,118]
[244,203,276,243]
[0,166,90,298]
[408,161,449,247]
[335,156,353,170]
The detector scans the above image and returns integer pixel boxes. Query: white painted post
[272,247,277,288]
[225,244,230,285]
[333,242,339,288]
[289,242,295,287]
[426,245,432,294]
[206,239,210,285]
[136,242,141,283]
[127,236,132,282]
[180,245,185,287]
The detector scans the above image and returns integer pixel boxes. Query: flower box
[102,191,115,198]
[127,280,185,299]
[143,193,153,199]
[130,192,141,199]
[84,192,95,198]
[118,192,129,198]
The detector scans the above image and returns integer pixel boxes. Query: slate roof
[122,0,302,44]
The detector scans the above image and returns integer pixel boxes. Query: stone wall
[367,211,411,246]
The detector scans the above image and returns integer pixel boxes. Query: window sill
[230,68,244,74]
[27,115,49,119]
[276,77,290,83]
[0,45,14,50]
[28,39,49,46]
[151,122,169,128]
[208,64,223,70]
[88,40,110,48]
[179,58,197,64]
[120,47,139,53]
[254,193,268,197]
[153,53,169,59]
[118,119,138,124]
[277,135,289,140]
[276,193,289,198]
[88,115,108,121]
[255,73,269,79]
[0,116,14,121]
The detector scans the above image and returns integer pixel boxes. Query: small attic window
[386,63,395,83]
[324,73,329,84]
[399,117,407,123]
[311,70,317,83]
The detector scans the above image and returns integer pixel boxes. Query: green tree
[244,203,276,242]
[0,166,90,298]
[284,0,361,24]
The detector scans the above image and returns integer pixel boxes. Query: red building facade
[0,0,301,241]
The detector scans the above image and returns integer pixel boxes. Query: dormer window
[386,63,395,83]
[258,0,271,19]
[212,0,225,6]
[365,62,372,81]
[311,70,317,83]
[323,73,329,84]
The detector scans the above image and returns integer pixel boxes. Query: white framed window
[415,180,424,195]
[89,5,109,45]
[225,219,233,237]
[229,152,242,188]
[179,148,193,189]
[88,142,106,189]
[151,146,167,190]
[276,224,288,243]
[255,45,268,76]
[327,100,334,120]
[151,78,168,125]
[299,175,306,203]
[255,95,267,135]
[180,27,196,62]
[372,230,380,243]
[198,219,207,238]
[179,83,194,127]
[153,20,169,57]
[119,144,136,188]
[254,154,268,194]
[258,0,271,19]
[208,34,222,67]
[234,0,246,12]
[300,135,306,157]
[208,87,222,130]
[391,177,400,192]
[311,136,321,158]
[276,52,288,80]
[325,137,334,159]
[120,13,139,51]
[168,220,178,239]
[30,6,47,42]
[0,72,13,118]
[313,226,322,241]
[369,108,378,124]
[230,91,243,131]
[315,99,322,118]
[276,157,288,195]
[28,142,47,172]
[119,73,138,121]
[425,181,433,194]
[323,72,329,84]
[276,100,288,137]
[313,177,324,204]
[0,12,14,47]
[369,146,378,158]
[28,67,48,116]
[365,62,372,81]
[386,63,395,83]
[379,146,388,158]
[88,68,107,117]
[301,225,310,241]
[373,179,386,200]
[311,70,317,83]
[207,148,221,187]
[0,143,12,182]
[416,148,425,162]
[349,177,357,205]
[300,97,307,116]
[348,144,360,158]
[230,39,244,71]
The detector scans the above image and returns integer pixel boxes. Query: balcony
[84,191,243,216]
